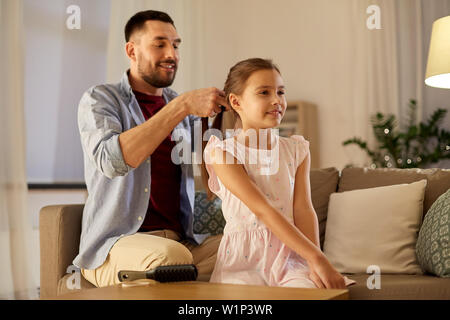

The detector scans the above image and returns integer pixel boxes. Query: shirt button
[138,216,142,221]
[144,188,148,193]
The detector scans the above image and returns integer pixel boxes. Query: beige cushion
[323,179,427,274]
[39,204,84,298]
[338,167,450,218]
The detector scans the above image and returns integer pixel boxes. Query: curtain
[106,0,450,169]
[348,0,402,167]
[0,0,37,299]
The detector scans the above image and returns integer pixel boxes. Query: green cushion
[193,191,225,235]
[416,188,450,277]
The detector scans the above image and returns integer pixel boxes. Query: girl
[203,58,355,289]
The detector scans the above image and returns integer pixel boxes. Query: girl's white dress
[203,133,356,287]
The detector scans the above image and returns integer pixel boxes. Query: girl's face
[231,69,287,130]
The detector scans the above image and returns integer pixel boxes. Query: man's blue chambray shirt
[73,71,208,270]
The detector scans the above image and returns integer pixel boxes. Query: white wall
[24,0,111,183]
[24,0,109,291]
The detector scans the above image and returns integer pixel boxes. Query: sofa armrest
[39,204,84,299]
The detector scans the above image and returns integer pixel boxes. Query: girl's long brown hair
[201,58,281,199]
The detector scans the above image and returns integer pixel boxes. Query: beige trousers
[81,230,222,287]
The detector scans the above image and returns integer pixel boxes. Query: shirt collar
[119,70,133,101]
[120,69,170,104]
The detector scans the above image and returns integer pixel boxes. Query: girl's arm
[209,147,346,289]
[292,151,321,248]
[209,147,323,264]
[201,114,223,200]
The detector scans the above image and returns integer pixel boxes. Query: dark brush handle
[118,264,198,283]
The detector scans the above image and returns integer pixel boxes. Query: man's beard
[137,60,177,88]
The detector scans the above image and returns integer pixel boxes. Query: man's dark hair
[124,10,175,42]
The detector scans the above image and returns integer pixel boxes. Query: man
[73,10,229,287]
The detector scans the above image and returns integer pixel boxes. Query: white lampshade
[425,15,450,89]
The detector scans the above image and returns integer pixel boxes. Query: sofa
[39,167,450,299]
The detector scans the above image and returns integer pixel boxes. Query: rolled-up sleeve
[78,87,132,179]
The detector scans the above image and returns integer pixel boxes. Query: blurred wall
[24,0,110,183]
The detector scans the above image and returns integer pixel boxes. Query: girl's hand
[307,254,346,289]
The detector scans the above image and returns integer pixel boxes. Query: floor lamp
[425,15,450,89]
[425,15,450,162]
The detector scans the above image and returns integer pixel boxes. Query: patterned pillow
[416,188,450,277]
[193,191,225,235]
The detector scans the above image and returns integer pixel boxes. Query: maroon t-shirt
[133,90,184,236]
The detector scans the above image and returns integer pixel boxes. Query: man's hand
[177,87,231,118]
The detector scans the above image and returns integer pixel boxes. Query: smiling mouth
[266,111,282,117]
[158,62,176,71]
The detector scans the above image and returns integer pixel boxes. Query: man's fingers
[216,96,231,111]
[209,100,229,117]
[189,87,231,117]
[208,105,222,117]
[214,105,222,114]
[214,88,226,97]
[209,88,230,111]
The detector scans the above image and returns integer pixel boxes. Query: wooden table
[47,280,348,300]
